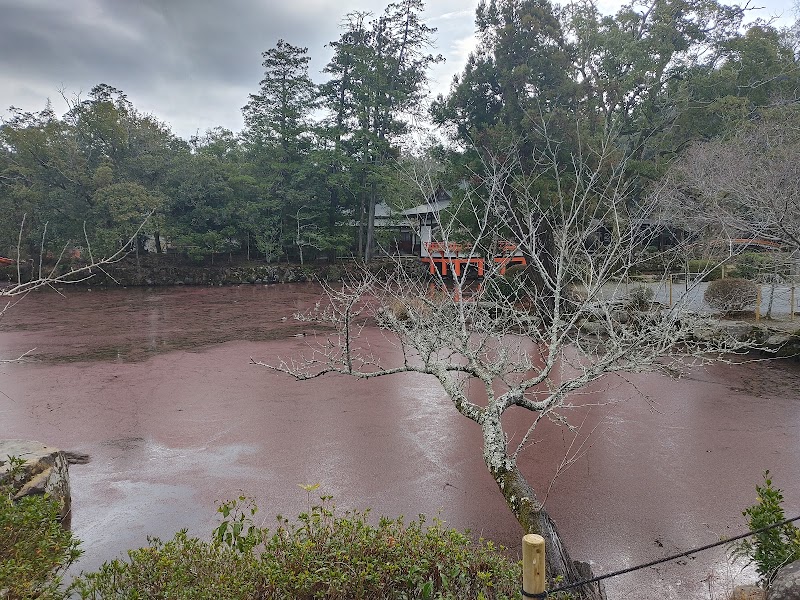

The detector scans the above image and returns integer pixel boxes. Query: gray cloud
[1,0,791,140]
[0,0,481,138]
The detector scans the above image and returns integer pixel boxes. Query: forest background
[1,0,799,267]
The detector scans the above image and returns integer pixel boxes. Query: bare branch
[16,214,25,286]
[540,412,605,509]
[0,348,36,364]
[0,210,153,299]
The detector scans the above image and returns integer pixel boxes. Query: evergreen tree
[320,2,442,260]
[242,40,321,262]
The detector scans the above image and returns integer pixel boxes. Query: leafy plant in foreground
[213,495,260,554]
[0,455,82,599]
[72,495,523,599]
[732,471,800,586]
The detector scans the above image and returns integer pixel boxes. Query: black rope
[525,514,800,598]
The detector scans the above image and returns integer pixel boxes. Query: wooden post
[668,275,673,308]
[685,259,689,292]
[791,285,796,321]
[756,286,761,322]
[522,534,546,598]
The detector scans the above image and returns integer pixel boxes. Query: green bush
[733,252,790,281]
[703,277,759,314]
[481,264,541,308]
[687,259,723,281]
[732,471,800,586]
[734,253,768,280]
[491,264,531,302]
[71,495,522,599]
[0,456,82,600]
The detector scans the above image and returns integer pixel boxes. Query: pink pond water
[1,284,799,599]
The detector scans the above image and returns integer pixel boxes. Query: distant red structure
[421,241,526,277]
[730,238,783,251]
[402,187,528,277]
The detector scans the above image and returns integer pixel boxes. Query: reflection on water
[2,285,800,599]
[0,284,327,363]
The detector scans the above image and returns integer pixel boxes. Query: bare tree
[292,207,326,266]
[662,111,800,251]
[255,139,752,590]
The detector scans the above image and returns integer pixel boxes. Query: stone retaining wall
[0,256,424,288]
[690,319,800,358]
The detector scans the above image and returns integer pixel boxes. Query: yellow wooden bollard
[522,534,546,598]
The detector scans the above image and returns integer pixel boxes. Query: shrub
[734,253,768,280]
[0,456,82,600]
[71,496,522,599]
[734,252,790,281]
[625,285,655,312]
[688,259,723,281]
[385,296,433,321]
[732,471,800,586]
[482,264,535,305]
[703,277,759,314]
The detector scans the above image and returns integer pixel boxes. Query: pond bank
[0,255,423,287]
[3,257,798,356]
[692,318,800,358]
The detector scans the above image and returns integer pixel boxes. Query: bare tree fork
[254,137,755,594]
[1,211,153,318]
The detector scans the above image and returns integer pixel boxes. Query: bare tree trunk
[491,463,568,573]
[358,191,365,258]
[328,186,339,263]
[766,256,780,320]
[482,415,602,598]
[490,461,602,599]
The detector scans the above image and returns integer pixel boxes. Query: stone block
[768,560,800,600]
[732,584,765,600]
[0,440,71,522]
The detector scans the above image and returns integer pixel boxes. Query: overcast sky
[1,0,796,141]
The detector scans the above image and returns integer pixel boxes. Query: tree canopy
[1,0,797,263]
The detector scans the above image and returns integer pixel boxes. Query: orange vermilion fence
[421,242,526,276]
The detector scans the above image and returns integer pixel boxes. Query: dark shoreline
[0,255,421,288]
[3,257,797,358]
